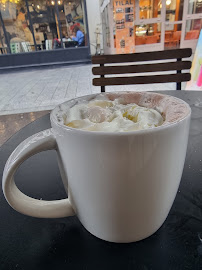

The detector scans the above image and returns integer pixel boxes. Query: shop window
[139,0,161,20]
[165,23,182,49]
[0,0,87,53]
[165,0,184,21]
[0,0,34,53]
[188,0,202,14]
[185,19,202,40]
[135,23,161,45]
[57,0,87,48]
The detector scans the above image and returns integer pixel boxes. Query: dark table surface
[63,40,78,48]
[0,91,202,270]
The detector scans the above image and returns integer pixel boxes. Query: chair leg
[100,64,105,92]
[176,58,182,90]
[101,86,105,92]
[176,82,181,90]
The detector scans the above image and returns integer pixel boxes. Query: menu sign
[114,0,135,54]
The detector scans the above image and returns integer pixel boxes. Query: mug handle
[2,128,75,218]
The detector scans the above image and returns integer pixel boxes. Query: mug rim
[50,91,191,136]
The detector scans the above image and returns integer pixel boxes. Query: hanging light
[51,0,55,5]
[166,0,171,5]
[58,0,61,4]
[0,0,19,4]
[2,2,5,11]
[37,4,40,9]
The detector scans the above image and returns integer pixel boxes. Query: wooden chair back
[165,31,173,41]
[145,35,158,44]
[185,30,199,40]
[92,48,192,92]
[135,36,145,45]
[173,31,181,41]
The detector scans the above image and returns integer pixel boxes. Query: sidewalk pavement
[0,64,187,116]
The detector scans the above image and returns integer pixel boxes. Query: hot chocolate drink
[60,92,190,132]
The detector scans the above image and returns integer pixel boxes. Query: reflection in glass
[165,0,184,21]
[165,24,182,49]
[185,19,202,40]
[135,23,161,45]
[139,0,161,20]
[188,0,202,14]
[0,0,34,53]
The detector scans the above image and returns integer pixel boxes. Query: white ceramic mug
[2,92,191,243]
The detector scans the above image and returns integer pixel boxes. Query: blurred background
[0,0,201,69]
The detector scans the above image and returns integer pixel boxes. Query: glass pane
[0,0,35,53]
[28,0,58,50]
[188,0,202,14]
[113,0,135,53]
[165,23,182,49]
[165,0,184,21]
[139,0,162,19]
[185,19,202,40]
[57,0,86,48]
[135,23,161,45]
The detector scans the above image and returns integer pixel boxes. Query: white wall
[86,0,103,55]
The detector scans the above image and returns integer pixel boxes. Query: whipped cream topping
[63,98,164,132]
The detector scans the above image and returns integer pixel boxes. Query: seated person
[71,26,84,46]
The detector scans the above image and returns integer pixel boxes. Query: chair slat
[92,48,192,64]
[93,73,191,86]
[92,61,191,75]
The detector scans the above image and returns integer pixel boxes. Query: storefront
[101,0,202,54]
[0,0,90,69]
